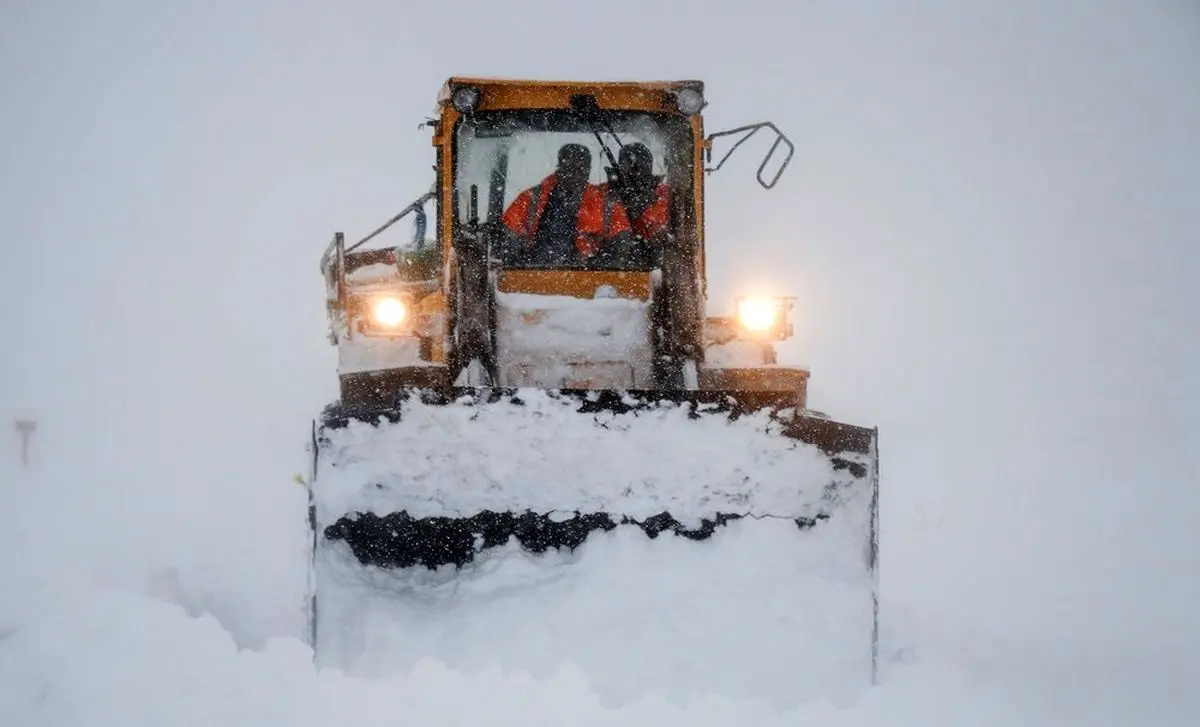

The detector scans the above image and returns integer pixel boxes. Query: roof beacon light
[675,88,705,115]
[452,86,482,114]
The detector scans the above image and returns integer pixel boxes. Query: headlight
[451,86,481,114]
[674,87,705,115]
[736,298,780,332]
[370,297,407,328]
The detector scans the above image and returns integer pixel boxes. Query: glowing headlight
[737,298,780,332]
[370,297,407,328]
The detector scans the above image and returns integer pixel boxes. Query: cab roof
[439,77,705,114]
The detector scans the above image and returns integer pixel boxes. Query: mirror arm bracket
[346,189,438,253]
[704,122,796,190]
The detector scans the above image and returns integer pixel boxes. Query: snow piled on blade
[309,389,877,709]
[312,389,865,526]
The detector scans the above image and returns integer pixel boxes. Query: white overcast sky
[2,0,1198,654]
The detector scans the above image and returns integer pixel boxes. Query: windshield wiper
[569,94,625,183]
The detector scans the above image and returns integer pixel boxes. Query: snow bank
[0,417,312,654]
[314,515,875,709]
[1,405,1193,726]
[7,580,1183,727]
[312,390,869,525]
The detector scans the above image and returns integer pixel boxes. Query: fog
[2,0,1197,675]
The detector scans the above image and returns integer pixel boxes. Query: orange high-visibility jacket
[597,182,670,239]
[502,175,632,257]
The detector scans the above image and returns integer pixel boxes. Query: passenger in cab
[600,143,670,241]
[502,143,631,266]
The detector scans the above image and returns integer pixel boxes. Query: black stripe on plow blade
[323,509,832,570]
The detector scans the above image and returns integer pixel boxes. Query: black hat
[619,143,654,178]
[558,143,592,170]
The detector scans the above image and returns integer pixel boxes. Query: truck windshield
[454,109,693,271]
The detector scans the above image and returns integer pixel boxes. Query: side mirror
[412,205,427,249]
[318,231,347,310]
[705,122,795,190]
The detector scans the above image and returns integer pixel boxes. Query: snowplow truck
[307,78,880,707]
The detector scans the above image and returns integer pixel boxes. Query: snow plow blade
[305,386,879,705]
[313,386,875,570]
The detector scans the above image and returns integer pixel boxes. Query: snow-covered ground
[1,407,1195,726]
